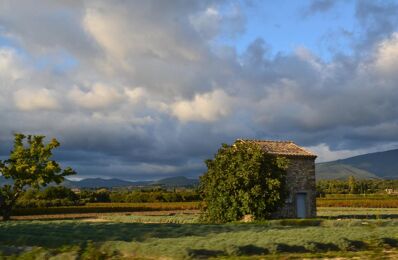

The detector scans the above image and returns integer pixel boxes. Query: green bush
[200,141,288,223]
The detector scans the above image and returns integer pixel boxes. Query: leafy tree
[199,141,289,223]
[0,133,75,220]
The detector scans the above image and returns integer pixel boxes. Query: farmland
[2,195,398,258]
[12,202,201,216]
[1,205,398,259]
[10,194,398,216]
[317,194,398,208]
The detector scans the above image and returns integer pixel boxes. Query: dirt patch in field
[81,218,110,222]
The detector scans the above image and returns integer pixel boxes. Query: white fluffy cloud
[68,83,122,109]
[373,33,398,78]
[0,48,26,81]
[14,88,59,111]
[171,89,233,122]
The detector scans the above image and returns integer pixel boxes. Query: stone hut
[243,140,317,218]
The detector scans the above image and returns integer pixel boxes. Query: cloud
[171,89,233,122]
[68,83,123,109]
[1,1,398,179]
[301,0,339,17]
[190,4,246,39]
[14,88,59,111]
[373,32,398,78]
[308,142,398,163]
[0,48,26,81]
[355,0,398,50]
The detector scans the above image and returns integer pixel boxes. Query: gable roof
[239,139,317,159]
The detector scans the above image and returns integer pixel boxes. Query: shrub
[200,141,288,223]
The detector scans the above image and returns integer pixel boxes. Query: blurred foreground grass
[2,208,398,259]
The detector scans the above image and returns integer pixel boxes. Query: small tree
[348,175,357,194]
[199,141,289,223]
[0,133,75,220]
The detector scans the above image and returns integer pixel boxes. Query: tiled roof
[239,139,317,158]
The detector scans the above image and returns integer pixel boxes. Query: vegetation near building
[199,140,289,223]
[200,139,317,223]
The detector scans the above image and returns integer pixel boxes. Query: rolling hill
[315,163,379,180]
[316,149,398,180]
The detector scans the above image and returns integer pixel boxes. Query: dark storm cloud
[1,0,398,179]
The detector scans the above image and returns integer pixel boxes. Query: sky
[1,0,398,180]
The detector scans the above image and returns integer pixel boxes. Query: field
[317,194,398,208]
[1,207,398,259]
[12,202,201,216]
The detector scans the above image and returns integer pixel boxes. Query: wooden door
[296,193,307,218]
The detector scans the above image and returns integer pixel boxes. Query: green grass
[1,215,398,259]
[318,207,398,218]
[102,213,200,224]
[2,207,398,258]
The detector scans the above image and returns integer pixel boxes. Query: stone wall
[272,157,316,218]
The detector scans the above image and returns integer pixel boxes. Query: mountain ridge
[316,148,398,180]
[1,176,199,189]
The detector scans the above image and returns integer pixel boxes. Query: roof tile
[239,139,317,158]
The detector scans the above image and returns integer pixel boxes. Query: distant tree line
[317,177,398,196]
[15,186,201,208]
[14,177,398,208]
[16,186,82,208]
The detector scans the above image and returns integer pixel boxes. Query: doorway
[296,193,307,218]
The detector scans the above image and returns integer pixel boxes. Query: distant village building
[244,140,317,218]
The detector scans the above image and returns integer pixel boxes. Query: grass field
[2,208,398,259]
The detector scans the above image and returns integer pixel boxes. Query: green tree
[348,175,357,194]
[199,141,289,223]
[0,134,75,220]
